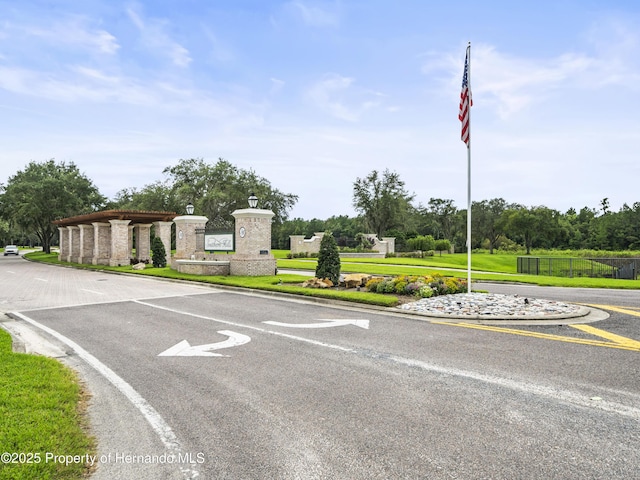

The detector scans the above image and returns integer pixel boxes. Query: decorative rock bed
[398,292,588,320]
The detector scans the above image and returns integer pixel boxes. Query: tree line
[0,159,636,255]
[277,170,639,254]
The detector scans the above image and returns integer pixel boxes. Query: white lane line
[81,289,105,295]
[385,355,640,419]
[137,300,640,420]
[9,311,200,480]
[34,277,48,282]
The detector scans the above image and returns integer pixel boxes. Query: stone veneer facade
[55,211,176,267]
[230,208,277,276]
[55,207,277,277]
[290,233,395,256]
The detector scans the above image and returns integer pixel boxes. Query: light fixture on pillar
[186,202,195,215]
[248,192,258,208]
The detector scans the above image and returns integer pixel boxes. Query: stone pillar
[232,208,274,257]
[58,227,68,262]
[230,208,276,276]
[67,226,80,263]
[289,235,305,256]
[109,219,132,267]
[381,237,396,254]
[128,225,134,259]
[153,221,173,265]
[77,224,95,264]
[172,215,208,262]
[92,222,111,265]
[134,224,153,262]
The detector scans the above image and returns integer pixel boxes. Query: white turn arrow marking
[158,330,251,357]
[263,319,369,329]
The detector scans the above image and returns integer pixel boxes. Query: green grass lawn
[0,330,95,480]
[276,252,640,290]
[273,249,517,272]
[24,251,400,307]
[27,250,640,291]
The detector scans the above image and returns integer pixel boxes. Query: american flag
[459,48,472,146]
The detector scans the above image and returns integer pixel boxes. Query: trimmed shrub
[365,277,384,291]
[315,232,341,284]
[151,236,167,268]
[419,285,434,298]
[394,281,408,294]
[365,273,467,297]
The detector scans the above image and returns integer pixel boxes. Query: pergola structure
[53,210,177,267]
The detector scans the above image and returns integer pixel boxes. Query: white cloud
[466,45,593,119]
[306,73,356,121]
[125,5,192,67]
[269,77,285,95]
[201,27,235,64]
[424,32,639,122]
[285,1,341,27]
[306,73,384,121]
[7,15,119,55]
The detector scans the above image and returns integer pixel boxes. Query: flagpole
[466,42,472,292]
[459,42,472,292]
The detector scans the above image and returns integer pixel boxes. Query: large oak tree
[0,160,105,253]
[112,158,298,228]
[352,169,415,238]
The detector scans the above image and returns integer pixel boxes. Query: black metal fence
[517,257,639,279]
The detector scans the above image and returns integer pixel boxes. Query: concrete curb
[391,305,610,326]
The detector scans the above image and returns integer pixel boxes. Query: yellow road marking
[570,324,640,349]
[587,304,640,316]
[430,321,640,352]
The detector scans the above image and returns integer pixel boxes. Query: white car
[4,245,19,256]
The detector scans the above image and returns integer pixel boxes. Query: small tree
[434,239,451,256]
[315,232,340,284]
[407,234,435,252]
[151,236,167,268]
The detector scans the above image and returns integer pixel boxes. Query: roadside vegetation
[25,249,640,305]
[0,330,95,480]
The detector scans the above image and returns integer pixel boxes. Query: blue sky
[1,1,639,219]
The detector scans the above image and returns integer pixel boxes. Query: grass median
[277,253,640,290]
[0,330,95,480]
[24,251,401,307]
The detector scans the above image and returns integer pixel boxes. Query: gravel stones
[398,293,585,320]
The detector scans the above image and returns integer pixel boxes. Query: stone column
[109,219,132,267]
[172,215,208,262]
[128,225,134,259]
[134,224,153,262]
[77,224,95,264]
[153,221,173,265]
[92,222,111,265]
[289,235,305,256]
[230,208,276,276]
[67,226,80,263]
[58,227,68,262]
[381,237,396,254]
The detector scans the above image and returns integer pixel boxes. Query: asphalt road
[1,255,639,479]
